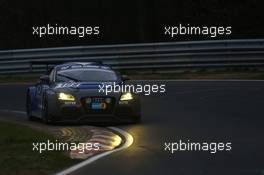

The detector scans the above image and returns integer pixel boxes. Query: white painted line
[0,82,34,85]
[0,109,26,115]
[55,127,133,175]
[0,109,133,174]
[131,79,264,82]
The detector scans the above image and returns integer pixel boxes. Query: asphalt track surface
[0,81,264,175]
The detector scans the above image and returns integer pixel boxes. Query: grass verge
[0,121,80,175]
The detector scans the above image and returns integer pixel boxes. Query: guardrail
[0,39,264,74]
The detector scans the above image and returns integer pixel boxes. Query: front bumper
[49,97,141,123]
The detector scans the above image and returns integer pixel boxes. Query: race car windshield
[56,68,118,82]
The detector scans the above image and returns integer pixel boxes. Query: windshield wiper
[57,73,79,82]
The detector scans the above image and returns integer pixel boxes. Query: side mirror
[121,75,130,81]
[40,75,50,84]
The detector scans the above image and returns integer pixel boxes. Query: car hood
[54,82,118,90]
[52,81,122,98]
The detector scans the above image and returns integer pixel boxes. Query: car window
[56,68,118,82]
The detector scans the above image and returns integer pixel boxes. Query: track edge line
[54,127,133,175]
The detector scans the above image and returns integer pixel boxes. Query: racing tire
[41,95,52,124]
[26,92,34,121]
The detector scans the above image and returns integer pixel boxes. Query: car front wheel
[41,96,52,124]
[26,93,34,121]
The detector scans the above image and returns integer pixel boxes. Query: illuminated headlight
[58,93,75,101]
[120,92,133,101]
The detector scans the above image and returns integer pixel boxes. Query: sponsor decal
[55,83,81,89]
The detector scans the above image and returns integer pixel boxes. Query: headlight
[58,93,75,101]
[120,92,133,101]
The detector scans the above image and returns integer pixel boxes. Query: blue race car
[26,62,141,124]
